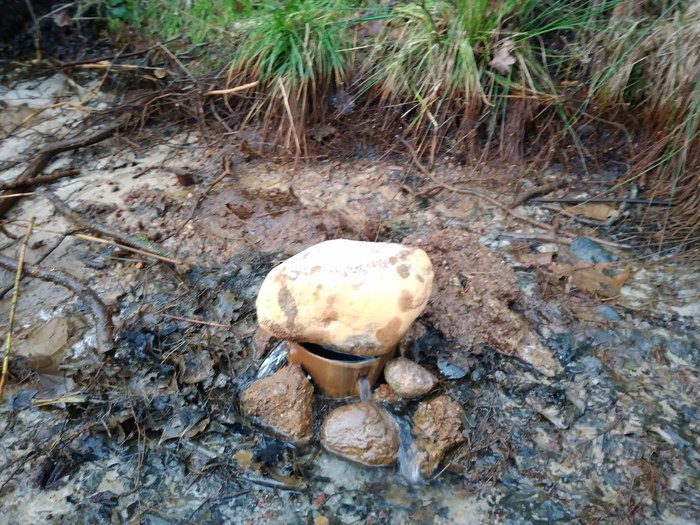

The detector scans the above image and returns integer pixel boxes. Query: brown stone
[384,357,437,399]
[321,401,400,466]
[240,364,314,444]
[413,395,465,476]
[252,325,275,360]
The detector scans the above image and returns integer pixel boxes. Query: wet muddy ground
[0,74,698,524]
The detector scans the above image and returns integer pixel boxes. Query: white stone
[256,239,433,356]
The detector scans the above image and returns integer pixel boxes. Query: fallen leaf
[234,449,254,471]
[550,262,632,297]
[518,251,555,268]
[489,39,516,74]
[567,203,620,221]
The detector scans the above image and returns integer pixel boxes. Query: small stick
[0,193,35,199]
[0,254,114,353]
[43,189,180,264]
[206,81,259,96]
[533,197,673,206]
[0,218,35,400]
[510,180,567,208]
[156,313,228,328]
[74,234,181,265]
[0,117,130,218]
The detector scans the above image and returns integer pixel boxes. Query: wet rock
[436,356,469,380]
[240,364,314,444]
[598,305,621,322]
[403,230,560,376]
[321,401,400,466]
[413,395,466,476]
[256,239,434,356]
[569,236,616,264]
[384,357,437,399]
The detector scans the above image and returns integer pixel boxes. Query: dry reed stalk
[0,218,35,400]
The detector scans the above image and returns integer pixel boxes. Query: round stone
[384,357,438,399]
[321,401,400,466]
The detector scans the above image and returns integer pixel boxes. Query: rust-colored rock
[321,401,399,466]
[384,357,437,399]
[413,395,466,476]
[240,364,314,444]
[373,383,400,404]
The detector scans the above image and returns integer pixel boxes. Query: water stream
[357,376,371,401]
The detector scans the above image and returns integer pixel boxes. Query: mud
[0,73,698,524]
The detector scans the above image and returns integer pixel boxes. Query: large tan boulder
[256,239,434,356]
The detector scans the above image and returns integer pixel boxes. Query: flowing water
[357,376,372,401]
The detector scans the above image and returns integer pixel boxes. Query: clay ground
[0,74,698,525]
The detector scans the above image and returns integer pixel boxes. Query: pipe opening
[301,342,376,363]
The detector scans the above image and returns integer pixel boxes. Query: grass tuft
[224,0,357,156]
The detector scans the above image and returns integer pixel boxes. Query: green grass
[103,0,255,44]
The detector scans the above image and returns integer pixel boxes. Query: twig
[0,218,35,400]
[56,41,174,68]
[156,313,228,328]
[43,189,180,265]
[0,255,114,353]
[510,180,567,208]
[0,193,35,199]
[0,168,79,191]
[533,197,673,206]
[206,80,259,96]
[0,229,72,301]
[75,233,181,265]
[0,117,131,218]
[398,137,556,233]
[277,78,302,159]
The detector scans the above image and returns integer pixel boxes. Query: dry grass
[589,1,700,250]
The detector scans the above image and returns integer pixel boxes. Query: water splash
[256,341,287,379]
[396,416,424,485]
[357,376,371,401]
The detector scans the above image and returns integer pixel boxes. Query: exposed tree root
[0,255,114,353]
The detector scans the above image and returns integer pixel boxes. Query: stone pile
[238,238,477,478]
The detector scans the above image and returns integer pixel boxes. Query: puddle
[0,71,698,524]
